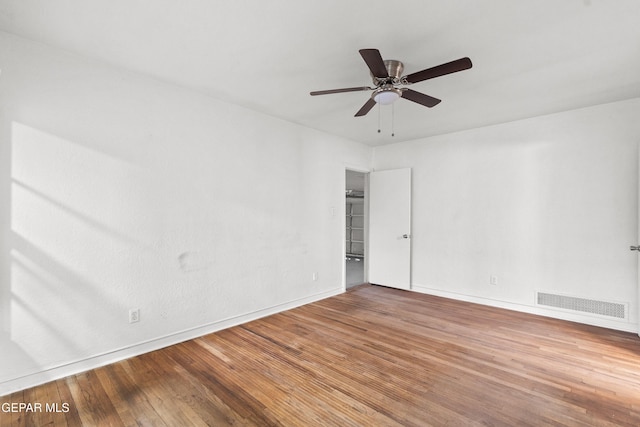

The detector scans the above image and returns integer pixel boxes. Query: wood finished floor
[2,284,640,426]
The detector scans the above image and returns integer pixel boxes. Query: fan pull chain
[375,104,397,137]
[391,103,395,137]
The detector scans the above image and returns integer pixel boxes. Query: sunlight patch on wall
[8,122,152,368]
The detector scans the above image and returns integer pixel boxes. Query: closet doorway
[346,170,367,288]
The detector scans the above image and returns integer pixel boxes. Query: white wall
[373,98,640,332]
[2,30,638,397]
[0,32,372,395]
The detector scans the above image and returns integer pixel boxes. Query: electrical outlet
[490,276,498,286]
[129,308,140,323]
[312,272,318,281]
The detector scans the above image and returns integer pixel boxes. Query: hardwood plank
[0,390,24,427]
[91,362,155,426]
[67,370,125,426]
[2,284,640,426]
[32,379,61,426]
[56,379,84,427]
[123,352,212,426]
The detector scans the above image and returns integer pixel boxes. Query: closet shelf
[346,199,364,257]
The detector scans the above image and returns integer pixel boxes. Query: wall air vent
[536,292,626,319]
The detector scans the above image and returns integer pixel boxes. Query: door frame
[343,167,370,290]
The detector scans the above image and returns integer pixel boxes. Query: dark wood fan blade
[310,86,371,96]
[354,98,376,117]
[359,49,389,79]
[404,57,472,84]
[401,89,441,108]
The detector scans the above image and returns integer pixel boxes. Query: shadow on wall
[0,113,32,382]
[1,121,154,385]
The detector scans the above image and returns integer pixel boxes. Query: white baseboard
[411,284,638,334]
[0,287,342,397]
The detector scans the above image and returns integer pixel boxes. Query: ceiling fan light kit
[310,48,472,120]
[373,86,402,105]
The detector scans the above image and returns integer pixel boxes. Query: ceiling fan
[310,49,472,117]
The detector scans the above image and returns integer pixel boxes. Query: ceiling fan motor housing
[370,59,404,85]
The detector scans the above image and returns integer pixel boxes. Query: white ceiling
[1,0,639,146]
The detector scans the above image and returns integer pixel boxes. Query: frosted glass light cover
[373,90,400,105]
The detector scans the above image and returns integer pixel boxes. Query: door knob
[630,246,640,251]
[402,234,410,239]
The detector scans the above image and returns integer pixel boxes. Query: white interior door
[368,168,411,290]
[637,151,640,338]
